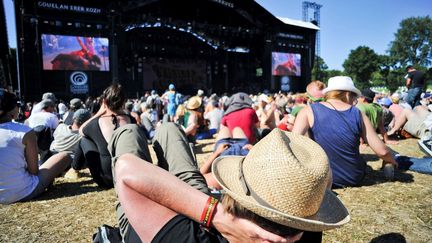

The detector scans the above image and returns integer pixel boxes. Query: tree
[343,46,380,89]
[375,55,405,92]
[325,69,343,79]
[389,16,432,67]
[311,56,328,81]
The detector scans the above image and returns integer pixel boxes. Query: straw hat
[186,96,202,110]
[212,129,350,232]
[258,94,270,103]
[322,76,361,96]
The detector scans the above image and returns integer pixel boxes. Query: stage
[14,0,318,100]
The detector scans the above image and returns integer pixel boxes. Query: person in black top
[405,65,426,108]
[110,128,350,242]
[73,84,135,188]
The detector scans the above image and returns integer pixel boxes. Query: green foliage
[376,54,405,92]
[323,69,343,84]
[343,46,380,89]
[310,56,345,84]
[311,56,328,81]
[369,71,385,87]
[389,16,432,67]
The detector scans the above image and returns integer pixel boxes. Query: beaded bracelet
[200,196,219,228]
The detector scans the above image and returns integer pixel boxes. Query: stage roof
[276,17,320,30]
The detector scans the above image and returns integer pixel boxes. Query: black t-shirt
[407,70,426,88]
[125,214,322,243]
[124,215,228,243]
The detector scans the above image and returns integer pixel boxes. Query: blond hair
[306,80,326,93]
[324,90,357,103]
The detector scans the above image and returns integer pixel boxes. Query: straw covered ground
[0,137,431,243]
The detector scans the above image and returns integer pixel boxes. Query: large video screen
[271,52,301,77]
[41,34,109,71]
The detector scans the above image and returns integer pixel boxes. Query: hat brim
[212,156,350,232]
[322,86,361,96]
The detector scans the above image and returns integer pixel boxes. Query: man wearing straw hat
[108,125,350,242]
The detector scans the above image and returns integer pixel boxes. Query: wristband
[200,196,219,228]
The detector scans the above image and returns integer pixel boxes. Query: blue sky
[256,0,431,69]
[3,0,432,70]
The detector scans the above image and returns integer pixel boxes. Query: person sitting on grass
[203,100,224,137]
[63,98,83,125]
[293,76,398,187]
[50,109,91,179]
[109,128,350,242]
[0,89,71,204]
[74,84,136,188]
[50,109,91,155]
[183,96,208,141]
[356,88,398,145]
[256,94,277,139]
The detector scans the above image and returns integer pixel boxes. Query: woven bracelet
[200,197,219,228]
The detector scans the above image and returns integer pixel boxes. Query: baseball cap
[73,109,91,125]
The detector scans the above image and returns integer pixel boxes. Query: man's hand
[212,209,293,243]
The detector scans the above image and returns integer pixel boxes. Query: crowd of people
[1,67,431,242]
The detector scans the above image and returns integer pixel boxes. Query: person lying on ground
[387,105,432,140]
[0,89,71,204]
[112,128,350,242]
[393,154,432,175]
[222,92,259,144]
[107,122,209,241]
[200,125,253,189]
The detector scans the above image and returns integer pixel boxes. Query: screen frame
[271,51,301,77]
[40,33,110,72]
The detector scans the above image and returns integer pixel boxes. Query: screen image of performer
[272,53,301,77]
[42,34,109,71]
[51,37,101,71]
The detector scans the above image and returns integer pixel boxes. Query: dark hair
[406,65,414,71]
[221,194,303,238]
[0,89,18,118]
[361,88,375,103]
[102,84,126,111]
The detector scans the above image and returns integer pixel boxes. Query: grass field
[0,137,431,242]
